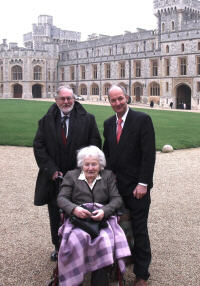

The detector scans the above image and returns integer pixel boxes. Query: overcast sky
[0,0,157,46]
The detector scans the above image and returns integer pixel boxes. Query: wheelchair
[46,177,133,286]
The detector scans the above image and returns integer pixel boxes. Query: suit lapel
[117,109,133,147]
[48,112,63,148]
[109,116,118,147]
[65,111,75,147]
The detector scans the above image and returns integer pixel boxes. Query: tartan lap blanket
[58,203,131,286]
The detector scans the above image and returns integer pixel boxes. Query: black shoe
[50,249,58,261]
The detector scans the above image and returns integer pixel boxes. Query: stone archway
[13,84,23,98]
[135,87,141,102]
[79,84,87,95]
[69,84,76,95]
[176,84,191,110]
[32,84,42,98]
[133,83,143,102]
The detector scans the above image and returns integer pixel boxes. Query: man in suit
[103,85,155,286]
[33,85,101,260]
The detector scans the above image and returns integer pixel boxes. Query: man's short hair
[107,84,127,99]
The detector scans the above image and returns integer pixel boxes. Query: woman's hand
[91,209,104,221]
[72,206,91,219]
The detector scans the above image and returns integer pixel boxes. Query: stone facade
[1,1,200,109]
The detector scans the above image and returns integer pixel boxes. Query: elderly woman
[57,146,131,286]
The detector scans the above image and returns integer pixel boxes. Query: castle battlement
[154,0,200,15]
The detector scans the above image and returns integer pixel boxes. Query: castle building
[1,1,200,110]
[0,15,80,99]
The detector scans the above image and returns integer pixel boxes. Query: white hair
[55,85,75,98]
[77,146,106,170]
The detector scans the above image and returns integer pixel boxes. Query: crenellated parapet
[154,0,200,15]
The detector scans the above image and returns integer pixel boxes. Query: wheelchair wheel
[117,271,126,286]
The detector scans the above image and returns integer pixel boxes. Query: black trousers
[123,191,151,281]
[79,267,109,286]
[48,199,60,250]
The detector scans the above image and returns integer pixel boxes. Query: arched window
[34,65,42,80]
[181,43,185,52]
[166,45,169,53]
[134,83,143,102]
[104,83,111,95]
[70,85,76,94]
[150,83,160,96]
[80,84,87,95]
[12,65,22,80]
[172,21,175,30]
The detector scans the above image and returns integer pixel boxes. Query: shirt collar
[78,171,101,181]
[61,110,70,119]
[78,171,101,189]
[116,107,129,123]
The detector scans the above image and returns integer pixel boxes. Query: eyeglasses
[58,96,74,102]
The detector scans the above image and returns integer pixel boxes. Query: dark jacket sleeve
[33,118,58,179]
[103,120,110,168]
[57,172,78,216]
[139,115,156,185]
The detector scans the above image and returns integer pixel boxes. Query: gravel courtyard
[0,146,199,286]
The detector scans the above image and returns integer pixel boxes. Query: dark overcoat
[103,108,156,196]
[33,101,101,206]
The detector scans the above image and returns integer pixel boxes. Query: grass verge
[0,99,200,150]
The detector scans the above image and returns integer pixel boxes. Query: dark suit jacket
[33,102,101,206]
[103,108,156,196]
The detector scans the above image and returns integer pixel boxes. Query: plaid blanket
[58,203,131,286]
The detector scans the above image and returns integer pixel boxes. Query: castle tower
[154,0,200,34]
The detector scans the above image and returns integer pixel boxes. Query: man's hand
[52,171,63,181]
[72,206,92,219]
[91,209,105,221]
[133,184,147,199]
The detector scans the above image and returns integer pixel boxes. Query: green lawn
[0,99,200,150]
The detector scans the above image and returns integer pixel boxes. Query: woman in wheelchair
[57,145,131,286]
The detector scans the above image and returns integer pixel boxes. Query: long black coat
[33,101,101,206]
[103,108,156,196]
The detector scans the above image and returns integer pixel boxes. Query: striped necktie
[61,115,69,145]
